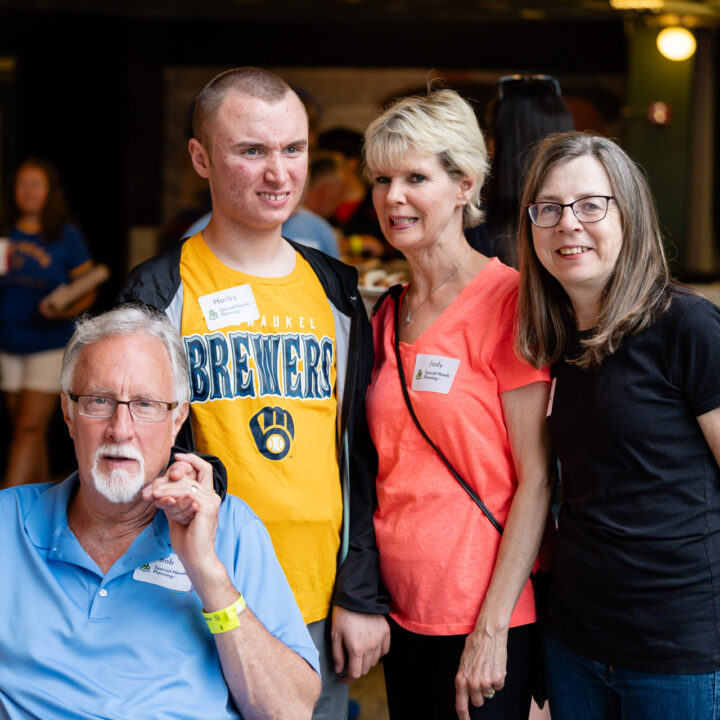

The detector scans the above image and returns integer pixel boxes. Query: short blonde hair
[364,88,489,228]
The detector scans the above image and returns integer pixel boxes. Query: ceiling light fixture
[609,0,664,9]
[656,26,697,60]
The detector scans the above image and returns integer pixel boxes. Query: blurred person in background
[303,153,347,225]
[0,158,96,488]
[318,128,387,260]
[364,88,553,720]
[467,75,574,267]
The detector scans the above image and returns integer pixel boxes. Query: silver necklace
[404,247,473,324]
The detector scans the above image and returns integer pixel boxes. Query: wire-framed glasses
[68,393,178,422]
[526,195,615,228]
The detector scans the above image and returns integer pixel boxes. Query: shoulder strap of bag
[392,289,504,536]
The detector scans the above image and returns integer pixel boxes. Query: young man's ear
[188,138,211,179]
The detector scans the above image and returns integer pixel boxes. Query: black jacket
[119,239,388,616]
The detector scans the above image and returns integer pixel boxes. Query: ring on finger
[191,485,199,494]
[482,689,495,699]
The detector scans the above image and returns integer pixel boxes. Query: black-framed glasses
[68,393,178,423]
[498,74,562,99]
[525,195,616,228]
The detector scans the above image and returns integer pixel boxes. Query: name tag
[546,377,557,417]
[198,285,260,331]
[133,553,192,592]
[411,353,460,394]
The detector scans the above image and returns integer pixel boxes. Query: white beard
[90,444,146,503]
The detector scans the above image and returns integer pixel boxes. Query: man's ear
[60,393,75,440]
[188,138,211,179]
[171,402,190,444]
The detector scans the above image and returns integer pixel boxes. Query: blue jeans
[544,633,720,720]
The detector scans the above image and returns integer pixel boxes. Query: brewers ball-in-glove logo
[250,406,295,460]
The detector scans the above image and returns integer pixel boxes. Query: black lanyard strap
[391,287,504,536]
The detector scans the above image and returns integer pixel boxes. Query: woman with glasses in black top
[517,131,720,720]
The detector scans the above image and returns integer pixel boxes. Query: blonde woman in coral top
[364,88,553,720]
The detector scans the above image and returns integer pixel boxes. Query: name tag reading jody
[198,285,260,331]
[133,553,192,592]
[411,354,460,394]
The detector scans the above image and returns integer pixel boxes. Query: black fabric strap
[391,287,504,536]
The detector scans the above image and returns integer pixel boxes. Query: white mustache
[94,443,144,464]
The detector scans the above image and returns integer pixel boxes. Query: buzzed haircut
[192,66,293,146]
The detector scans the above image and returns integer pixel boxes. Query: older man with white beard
[0,304,320,720]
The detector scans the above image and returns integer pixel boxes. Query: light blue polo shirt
[0,475,319,719]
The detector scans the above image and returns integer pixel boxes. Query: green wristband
[202,593,246,634]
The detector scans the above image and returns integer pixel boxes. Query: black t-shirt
[545,290,720,673]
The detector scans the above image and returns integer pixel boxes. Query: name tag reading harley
[198,284,260,331]
[411,354,460,394]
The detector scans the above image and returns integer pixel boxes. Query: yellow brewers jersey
[179,233,341,623]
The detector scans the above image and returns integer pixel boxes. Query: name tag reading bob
[133,553,192,592]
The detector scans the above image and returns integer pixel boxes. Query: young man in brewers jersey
[120,67,389,719]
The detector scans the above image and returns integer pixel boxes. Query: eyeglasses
[68,393,178,423]
[497,74,562,100]
[525,195,616,228]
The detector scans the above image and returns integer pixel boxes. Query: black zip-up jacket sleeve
[327,270,389,615]
[332,365,390,614]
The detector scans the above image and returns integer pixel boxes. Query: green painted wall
[624,21,694,271]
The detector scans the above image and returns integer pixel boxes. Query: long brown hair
[516,132,671,369]
[3,158,71,243]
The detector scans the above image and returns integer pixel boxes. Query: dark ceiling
[2,0,719,24]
